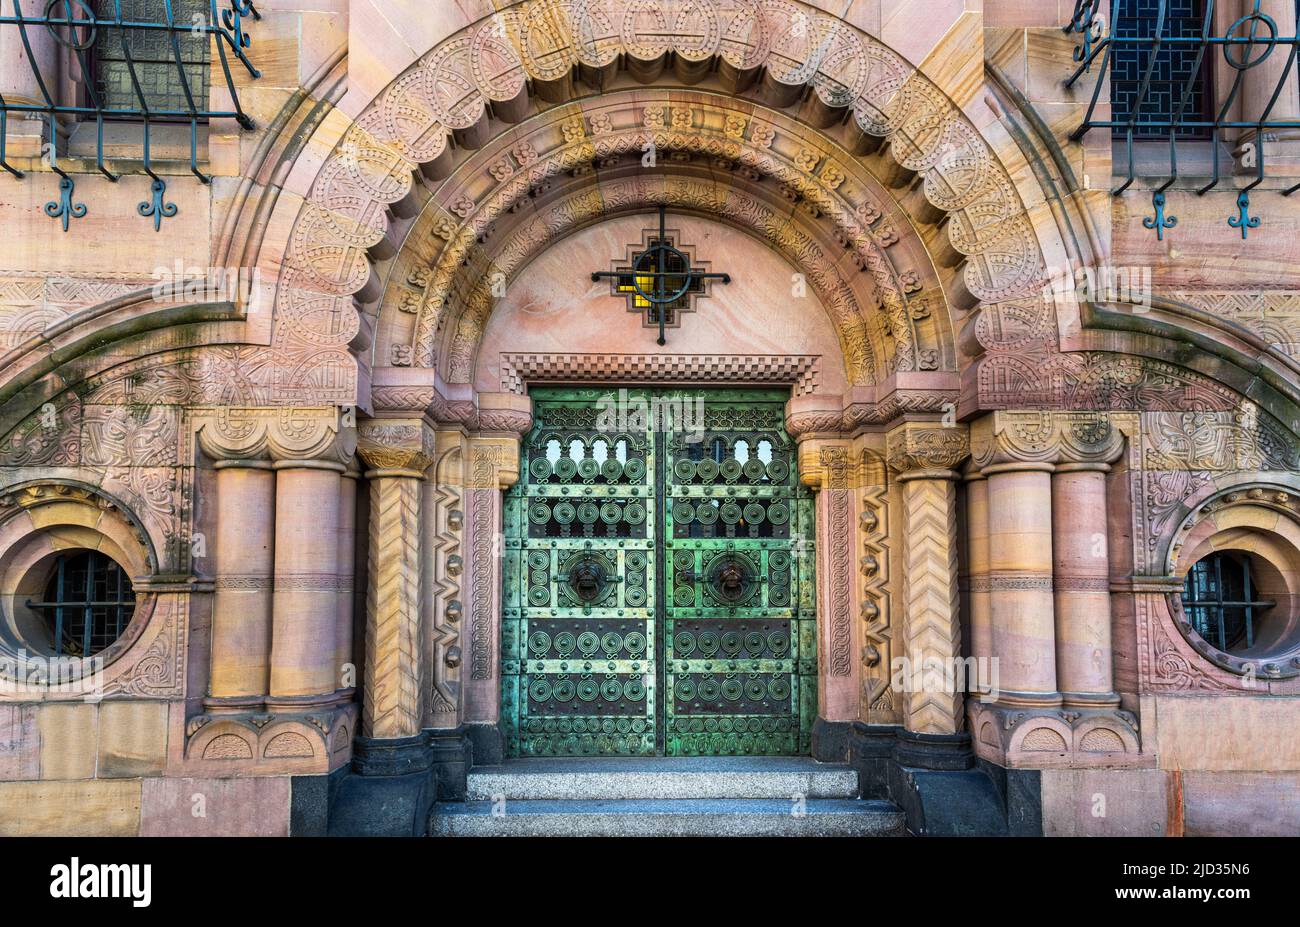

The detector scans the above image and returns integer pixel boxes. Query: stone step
[431,798,905,837]
[465,757,859,801]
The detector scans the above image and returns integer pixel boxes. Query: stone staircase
[431,757,906,837]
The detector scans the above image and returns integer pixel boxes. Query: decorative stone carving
[363,471,423,739]
[183,703,357,775]
[967,700,1145,769]
[271,0,1047,405]
[356,418,437,740]
[501,353,822,396]
[195,407,357,465]
[426,440,466,726]
[886,422,971,475]
[971,411,1124,469]
[885,422,969,736]
[858,450,897,724]
[357,418,436,476]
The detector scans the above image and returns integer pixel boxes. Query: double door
[501,388,815,756]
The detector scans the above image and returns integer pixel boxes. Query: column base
[201,695,266,714]
[465,720,507,767]
[327,733,437,837]
[967,701,1152,769]
[1060,690,1122,708]
[847,723,1013,836]
[810,717,851,762]
[429,727,473,800]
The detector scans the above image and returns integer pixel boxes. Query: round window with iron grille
[28,550,137,658]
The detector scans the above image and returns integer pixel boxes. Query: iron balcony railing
[1066,0,1300,239]
[0,0,260,231]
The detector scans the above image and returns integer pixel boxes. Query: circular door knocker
[557,551,621,609]
[706,552,761,605]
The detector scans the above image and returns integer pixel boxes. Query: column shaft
[1052,465,1119,705]
[985,464,1060,706]
[898,472,963,734]
[336,472,358,681]
[1239,0,1300,147]
[269,462,342,699]
[363,473,424,739]
[965,474,992,669]
[209,462,274,701]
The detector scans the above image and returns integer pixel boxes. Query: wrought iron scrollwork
[0,1,262,230]
[1065,0,1300,239]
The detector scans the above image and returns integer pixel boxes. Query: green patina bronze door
[502,387,815,757]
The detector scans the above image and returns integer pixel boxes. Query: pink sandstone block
[0,705,38,781]
[139,776,291,837]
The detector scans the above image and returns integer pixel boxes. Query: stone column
[967,412,1140,768]
[461,434,524,727]
[1053,463,1121,707]
[356,419,436,740]
[885,422,971,737]
[0,16,58,158]
[336,466,359,687]
[983,461,1060,707]
[459,394,530,747]
[786,394,859,759]
[207,460,275,704]
[269,459,346,702]
[964,466,993,688]
[1237,0,1300,153]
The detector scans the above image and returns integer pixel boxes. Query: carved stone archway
[264,0,1054,411]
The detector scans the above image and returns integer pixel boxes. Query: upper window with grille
[1110,0,1213,138]
[90,0,211,118]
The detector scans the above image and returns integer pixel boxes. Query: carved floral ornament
[272,0,1048,401]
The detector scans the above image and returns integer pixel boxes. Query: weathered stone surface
[466,757,859,802]
[139,776,291,837]
[37,703,97,780]
[432,798,905,837]
[1040,769,1168,837]
[0,780,141,836]
[98,701,168,778]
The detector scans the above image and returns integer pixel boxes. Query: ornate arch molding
[379,90,953,386]
[270,0,1050,407]
[1072,297,1300,434]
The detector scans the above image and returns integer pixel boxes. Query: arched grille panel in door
[501,388,816,757]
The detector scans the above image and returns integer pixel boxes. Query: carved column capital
[885,422,970,478]
[468,435,522,490]
[784,393,845,440]
[971,411,1125,469]
[476,391,533,436]
[195,406,356,467]
[797,439,855,490]
[357,418,436,478]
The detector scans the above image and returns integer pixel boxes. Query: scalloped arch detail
[271,0,1051,398]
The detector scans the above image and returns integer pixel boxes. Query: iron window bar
[591,205,731,346]
[26,550,136,658]
[1181,551,1274,653]
[0,0,260,231]
[1065,0,1300,240]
